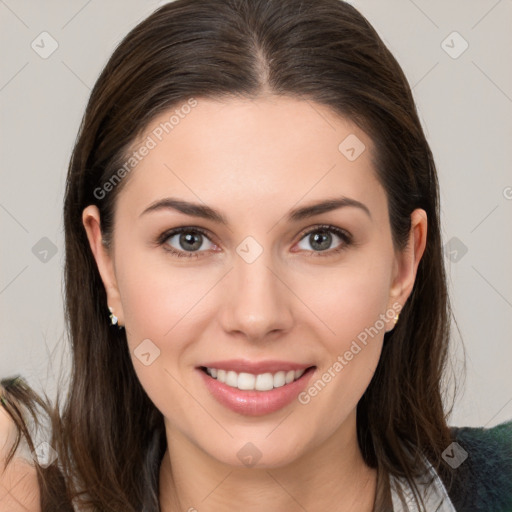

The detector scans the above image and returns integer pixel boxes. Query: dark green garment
[440,420,512,511]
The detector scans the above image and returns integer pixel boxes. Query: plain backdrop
[1,0,511,429]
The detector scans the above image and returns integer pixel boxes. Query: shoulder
[1,400,41,512]
[442,420,512,512]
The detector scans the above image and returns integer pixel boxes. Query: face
[83,96,426,469]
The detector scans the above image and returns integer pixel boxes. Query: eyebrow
[139,196,372,224]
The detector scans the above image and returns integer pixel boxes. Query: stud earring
[108,306,119,326]
[394,313,400,324]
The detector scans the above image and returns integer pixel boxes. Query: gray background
[1,0,511,428]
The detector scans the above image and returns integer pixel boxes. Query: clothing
[390,420,512,511]
[442,420,512,511]
[390,455,457,511]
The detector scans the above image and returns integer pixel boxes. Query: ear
[387,208,427,327]
[82,205,124,326]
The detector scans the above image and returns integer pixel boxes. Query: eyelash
[156,224,353,259]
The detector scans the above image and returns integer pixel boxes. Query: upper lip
[199,359,315,374]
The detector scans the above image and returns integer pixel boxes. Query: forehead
[116,96,385,222]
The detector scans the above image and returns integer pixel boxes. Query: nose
[218,248,294,342]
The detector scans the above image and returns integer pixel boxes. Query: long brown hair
[1,0,460,510]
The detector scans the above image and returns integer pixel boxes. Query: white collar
[389,455,457,512]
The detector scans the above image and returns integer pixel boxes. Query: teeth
[238,372,256,390]
[255,373,274,391]
[226,371,238,387]
[205,367,307,391]
[273,371,286,388]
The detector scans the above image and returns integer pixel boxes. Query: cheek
[116,247,208,340]
[115,252,203,422]
[292,253,392,423]
[114,248,220,417]
[294,252,393,352]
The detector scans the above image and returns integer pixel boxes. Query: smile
[202,367,307,391]
[197,363,317,416]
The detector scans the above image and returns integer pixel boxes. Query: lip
[198,359,313,374]
[197,365,316,416]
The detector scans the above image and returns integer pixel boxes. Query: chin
[199,432,311,470]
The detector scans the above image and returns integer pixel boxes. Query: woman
[1,0,511,510]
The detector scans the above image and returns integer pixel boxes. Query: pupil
[311,231,331,251]
[181,232,201,251]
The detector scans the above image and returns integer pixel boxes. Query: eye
[158,227,217,258]
[295,225,352,257]
[157,224,353,259]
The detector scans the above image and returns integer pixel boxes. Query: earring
[394,313,400,324]
[108,306,119,326]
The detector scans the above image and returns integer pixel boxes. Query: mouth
[198,365,315,392]
[197,362,317,416]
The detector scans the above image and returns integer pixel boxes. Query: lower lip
[198,367,316,416]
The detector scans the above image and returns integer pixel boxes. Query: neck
[159,412,377,512]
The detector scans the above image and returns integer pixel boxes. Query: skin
[83,96,427,511]
[0,405,41,511]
